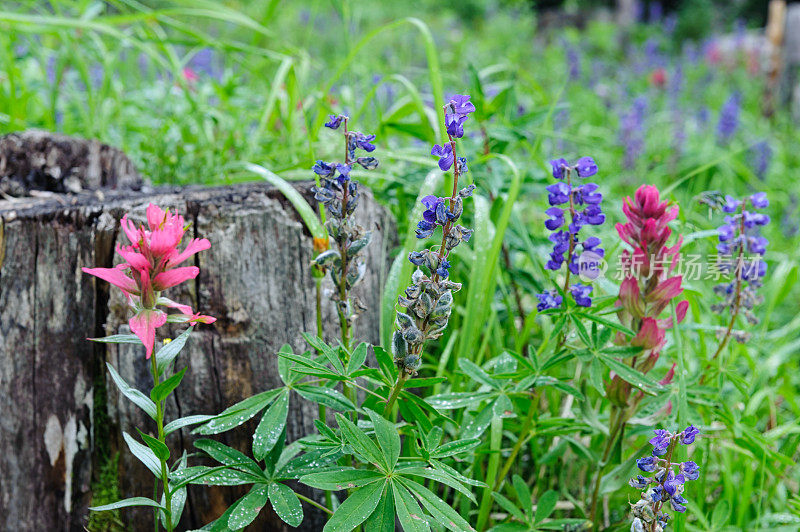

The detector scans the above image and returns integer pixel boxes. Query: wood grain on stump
[0,182,395,531]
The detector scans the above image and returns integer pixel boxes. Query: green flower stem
[150,354,173,532]
[383,372,409,418]
[493,392,539,491]
[476,416,503,531]
[589,409,625,526]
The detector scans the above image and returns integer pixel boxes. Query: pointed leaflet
[106,362,157,419]
[400,467,476,503]
[301,332,345,374]
[363,481,395,532]
[164,415,216,435]
[366,408,401,471]
[458,359,499,389]
[347,342,369,374]
[534,490,559,524]
[398,477,476,532]
[512,474,532,517]
[90,497,164,512]
[300,468,384,490]
[151,367,186,403]
[161,453,188,529]
[123,432,161,477]
[155,327,193,376]
[90,334,141,344]
[268,482,303,527]
[138,430,169,461]
[391,480,431,532]
[276,344,295,385]
[322,480,386,532]
[335,413,387,470]
[253,390,289,461]
[294,384,355,411]
[491,491,527,523]
[193,439,263,477]
[227,484,270,530]
[194,388,283,435]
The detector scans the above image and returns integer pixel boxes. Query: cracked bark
[0,181,394,531]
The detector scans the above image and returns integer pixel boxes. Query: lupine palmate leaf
[122,432,161,477]
[268,483,303,527]
[89,497,164,512]
[106,362,157,419]
[154,327,193,376]
[322,480,386,532]
[253,390,289,461]
[227,484,269,530]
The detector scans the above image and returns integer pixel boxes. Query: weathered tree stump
[0,130,142,197]
[0,182,394,531]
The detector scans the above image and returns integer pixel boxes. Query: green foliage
[14,1,799,530]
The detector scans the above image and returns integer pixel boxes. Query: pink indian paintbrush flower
[83,204,215,358]
[607,185,689,407]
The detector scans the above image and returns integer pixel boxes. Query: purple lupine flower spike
[630,426,699,528]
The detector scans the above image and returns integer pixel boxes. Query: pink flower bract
[82,204,214,358]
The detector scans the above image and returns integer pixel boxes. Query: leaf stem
[297,493,334,516]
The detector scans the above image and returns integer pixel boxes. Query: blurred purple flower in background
[566,44,581,81]
[619,96,648,169]
[749,141,772,180]
[717,92,741,143]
